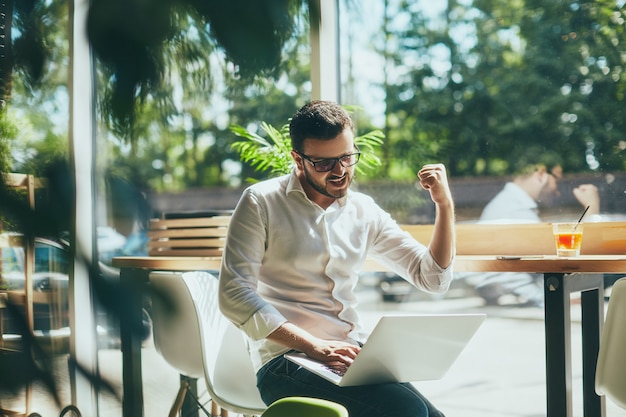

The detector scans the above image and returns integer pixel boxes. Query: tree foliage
[374,0,626,177]
[97,2,313,192]
[87,0,304,137]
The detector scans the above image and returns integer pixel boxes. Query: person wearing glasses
[479,161,600,224]
[470,158,600,306]
[219,100,455,417]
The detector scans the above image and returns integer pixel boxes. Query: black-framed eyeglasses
[296,148,361,172]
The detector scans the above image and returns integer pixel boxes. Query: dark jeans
[257,353,445,417]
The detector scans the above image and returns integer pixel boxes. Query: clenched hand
[418,163,453,207]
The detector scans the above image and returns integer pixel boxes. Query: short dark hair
[289,100,354,152]
[513,146,563,176]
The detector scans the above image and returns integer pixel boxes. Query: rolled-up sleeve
[415,249,455,293]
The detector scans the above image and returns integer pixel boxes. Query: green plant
[230,120,384,179]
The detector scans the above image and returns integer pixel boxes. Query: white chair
[595,277,626,409]
[150,270,266,417]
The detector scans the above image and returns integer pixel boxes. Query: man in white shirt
[219,100,456,417]
[473,163,599,306]
[480,164,599,224]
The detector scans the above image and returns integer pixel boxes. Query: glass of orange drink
[552,222,584,257]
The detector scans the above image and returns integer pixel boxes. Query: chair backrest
[150,271,205,378]
[150,270,266,415]
[147,215,231,257]
[595,277,626,409]
[261,397,349,417]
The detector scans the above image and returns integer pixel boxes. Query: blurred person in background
[470,153,600,306]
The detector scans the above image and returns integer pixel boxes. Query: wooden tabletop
[454,255,626,274]
[112,255,223,271]
[112,254,626,274]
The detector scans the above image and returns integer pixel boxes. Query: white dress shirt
[219,171,454,372]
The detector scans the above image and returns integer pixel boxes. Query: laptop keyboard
[324,365,347,377]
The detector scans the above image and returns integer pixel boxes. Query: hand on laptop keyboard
[305,339,361,367]
[323,362,349,376]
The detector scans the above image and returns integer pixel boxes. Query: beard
[303,166,354,200]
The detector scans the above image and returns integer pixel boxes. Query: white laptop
[285,313,486,387]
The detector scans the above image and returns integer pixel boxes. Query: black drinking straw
[573,205,590,231]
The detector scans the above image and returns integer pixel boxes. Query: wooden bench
[147,215,231,257]
[147,214,625,266]
[362,221,626,271]
[400,221,626,256]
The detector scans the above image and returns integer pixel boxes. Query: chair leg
[220,409,228,417]
[168,379,189,417]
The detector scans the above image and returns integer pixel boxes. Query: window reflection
[339,0,626,224]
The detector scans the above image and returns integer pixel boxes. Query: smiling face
[292,128,356,209]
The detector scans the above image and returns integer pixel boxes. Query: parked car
[376,272,418,303]
[1,236,70,334]
[0,232,121,344]
[376,271,477,303]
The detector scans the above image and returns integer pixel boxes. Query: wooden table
[459,255,626,417]
[112,254,626,417]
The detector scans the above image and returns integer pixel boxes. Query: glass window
[339,0,626,224]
